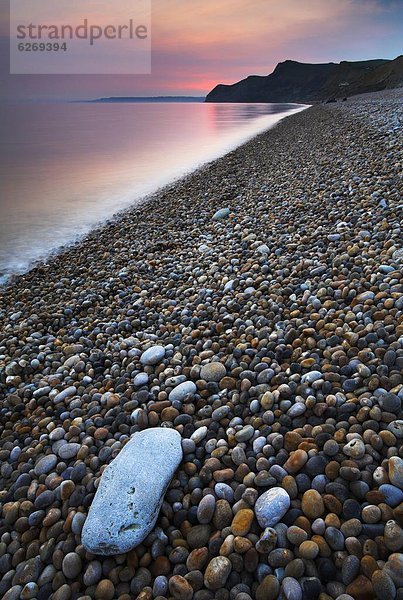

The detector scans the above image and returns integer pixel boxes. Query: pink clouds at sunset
[0,0,402,99]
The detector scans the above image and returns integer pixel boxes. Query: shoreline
[0,89,402,600]
[0,102,309,288]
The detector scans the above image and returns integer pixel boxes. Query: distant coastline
[88,96,206,103]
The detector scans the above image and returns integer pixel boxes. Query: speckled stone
[82,428,183,555]
[212,207,230,220]
[200,362,227,382]
[168,381,197,403]
[140,345,166,366]
[34,454,57,476]
[204,556,232,590]
[388,456,403,489]
[301,489,325,518]
[254,487,290,527]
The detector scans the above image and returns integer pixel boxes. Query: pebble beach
[0,89,402,600]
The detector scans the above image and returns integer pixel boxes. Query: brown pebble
[301,489,325,518]
[231,509,254,536]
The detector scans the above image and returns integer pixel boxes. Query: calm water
[0,101,307,281]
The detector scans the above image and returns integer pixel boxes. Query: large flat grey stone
[81,428,182,555]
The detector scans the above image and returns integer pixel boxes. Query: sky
[0,0,402,100]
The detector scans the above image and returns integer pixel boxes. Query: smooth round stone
[133,373,148,387]
[212,207,230,220]
[286,526,307,546]
[34,490,54,509]
[299,541,319,559]
[287,403,306,418]
[200,362,226,382]
[83,561,102,586]
[256,575,280,600]
[191,426,208,443]
[388,456,403,489]
[384,519,403,551]
[49,427,65,441]
[169,381,197,403]
[343,439,365,459]
[58,443,80,460]
[153,576,168,597]
[362,505,381,524]
[379,484,403,507]
[215,483,234,501]
[232,446,247,465]
[311,475,328,493]
[312,518,325,535]
[343,498,361,520]
[20,582,38,599]
[235,425,255,442]
[212,406,230,421]
[301,490,324,518]
[254,487,290,528]
[34,454,57,476]
[388,421,403,439]
[182,439,195,454]
[169,575,193,600]
[10,447,22,461]
[282,577,302,600]
[323,439,339,456]
[3,586,23,600]
[28,510,45,526]
[231,509,254,536]
[204,556,232,590]
[372,570,396,600]
[197,495,216,524]
[301,371,322,384]
[342,555,360,585]
[140,346,166,366]
[325,526,345,550]
[380,393,401,414]
[283,450,308,474]
[384,553,403,587]
[95,580,114,600]
[301,578,321,600]
[71,512,86,534]
[62,552,82,579]
[304,455,328,477]
[82,428,183,555]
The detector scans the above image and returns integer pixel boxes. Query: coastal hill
[205,55,403,102]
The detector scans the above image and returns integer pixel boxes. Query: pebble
[379,484,403,507]
[82,428,182,554]
[282,577,302,600]
[301,489,325,518]
[197,494,216,524]
[58,443,81,460]
[204,556,232,589]
[62,553,82,579]
[343,439,365,459]
[34,454,57,476]
[200,361,227,382]
[168,380,197,402]
[254,487,290,527]
[388,456,403,489]
[140,345,166,365]
[231,508,254,535]
[212,207,230,220]
[372,570,396,600]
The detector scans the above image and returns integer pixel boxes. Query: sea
[0,101,307,283]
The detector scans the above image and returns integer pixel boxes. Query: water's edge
[0,104,310,288]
